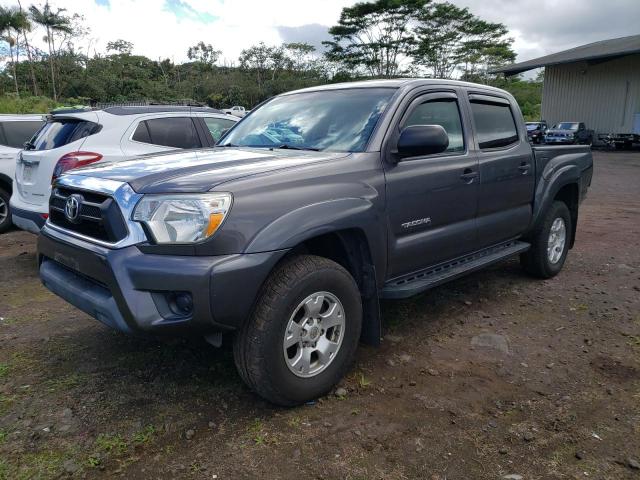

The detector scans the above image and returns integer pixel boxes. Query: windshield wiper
[217,143,239,147]
[273,144,320,151]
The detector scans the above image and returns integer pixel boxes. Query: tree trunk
[47,29,57,102]
[9,43,19,96]
[23,33,39,95]
[17,0,38,95]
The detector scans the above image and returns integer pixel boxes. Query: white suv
[0,114,45,232]
[11,106,238,233]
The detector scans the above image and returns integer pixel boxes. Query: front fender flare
[245,197,387,278]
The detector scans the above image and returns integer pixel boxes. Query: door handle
[518,162,530,173]
[460,168,478,183]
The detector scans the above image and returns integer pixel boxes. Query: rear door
[467,93,534,247]
[383,89,479,278]
[16,114,100,206]
[121,115,202,155]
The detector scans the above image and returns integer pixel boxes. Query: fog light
[162,292,193,316]
[174,293,193,314]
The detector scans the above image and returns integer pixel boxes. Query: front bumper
[11,205,47,234]
[38,228,287,336]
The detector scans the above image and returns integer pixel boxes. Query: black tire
[520,201,572,279]
[0,188,12,234]
[233,254,362,406]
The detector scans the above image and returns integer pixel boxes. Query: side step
[381,240,530,299]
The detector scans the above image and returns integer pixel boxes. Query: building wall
[541,54,640,138]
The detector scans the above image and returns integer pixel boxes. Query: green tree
[106,39,133,55]
[29,1,72,101]
[187,41,221,67]
[413,2,514,81]
[324,0,429,78]
[0,5,29,95]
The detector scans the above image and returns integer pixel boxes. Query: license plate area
[21,163,36,184]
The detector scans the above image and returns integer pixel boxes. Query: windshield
[554,122,578,130]
[219,88,395,152]
[526,123,541,131]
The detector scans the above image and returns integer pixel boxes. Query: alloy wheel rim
[0,197,7,224]
[547,217,566,264]
[283,291,345,378]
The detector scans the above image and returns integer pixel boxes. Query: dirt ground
[0,150,639,480]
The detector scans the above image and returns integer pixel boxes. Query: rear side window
[0,121,44,148]
[403,99,465,153]
[30,119,101,151]
[470,101,518,149]
[132,117,201,149]
[203,117,237,143]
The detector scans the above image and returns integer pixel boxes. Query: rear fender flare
[529,164,580,232]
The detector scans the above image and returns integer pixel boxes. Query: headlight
[132,193,232,244]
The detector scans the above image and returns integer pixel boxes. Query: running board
[381,241,530,299]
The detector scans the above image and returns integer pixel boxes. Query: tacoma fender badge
[401,217,432,229]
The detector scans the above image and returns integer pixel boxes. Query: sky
[2,0,640,71]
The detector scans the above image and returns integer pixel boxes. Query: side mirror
[397,125,449,159]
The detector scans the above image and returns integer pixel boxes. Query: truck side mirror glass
[397,125,449,159]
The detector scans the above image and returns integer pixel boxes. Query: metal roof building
[492,34,640,142]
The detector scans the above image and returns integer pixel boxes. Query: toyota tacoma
[37,79,593,406]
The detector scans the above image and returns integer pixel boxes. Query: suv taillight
[52,151,103,183]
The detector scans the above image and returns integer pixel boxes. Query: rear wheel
[0,188,12,234]
[233,255,362,406]
[521,201,572,279]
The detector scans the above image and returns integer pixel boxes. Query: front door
[384,90,479,279]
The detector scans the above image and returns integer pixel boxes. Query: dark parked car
[526,121,547,144]
[37,79,593,406]
[545,122,594,145]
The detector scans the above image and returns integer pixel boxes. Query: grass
[45,373,85,393]
[1,449,74,480]
[0,94,58,114]
[133,425,156,445]
[0,364,8,379]
[95,433,128,455]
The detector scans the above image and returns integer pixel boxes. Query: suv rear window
[132,117,201,149]
[0,120,44,148]
[29,119,101,151]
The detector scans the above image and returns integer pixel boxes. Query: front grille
[49,187,128,243]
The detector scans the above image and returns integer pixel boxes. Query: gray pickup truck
[37,79,593,406]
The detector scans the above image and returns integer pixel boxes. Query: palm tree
[29,1,72,101]
[0,6,28,95]
[17,0,38,96]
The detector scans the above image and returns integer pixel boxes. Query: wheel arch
[0,173,12,194]
[281,228,382,346]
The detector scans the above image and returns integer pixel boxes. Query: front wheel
[0,188,12,234]
[521,201,572,279]
[233,255,362,406]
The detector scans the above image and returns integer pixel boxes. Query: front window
[219,88,395,152]
[554,122,579,130]
[526,123,541,131]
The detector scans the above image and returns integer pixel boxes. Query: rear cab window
[0,120,45,149]
[469,96,519,149]
[29,118,101,151]
[132,117,201,149]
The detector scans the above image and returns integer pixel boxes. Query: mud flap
[360,264,381,347]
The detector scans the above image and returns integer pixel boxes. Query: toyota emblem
[64,194,83,223]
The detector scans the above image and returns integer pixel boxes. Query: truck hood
[66,147,349,193]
